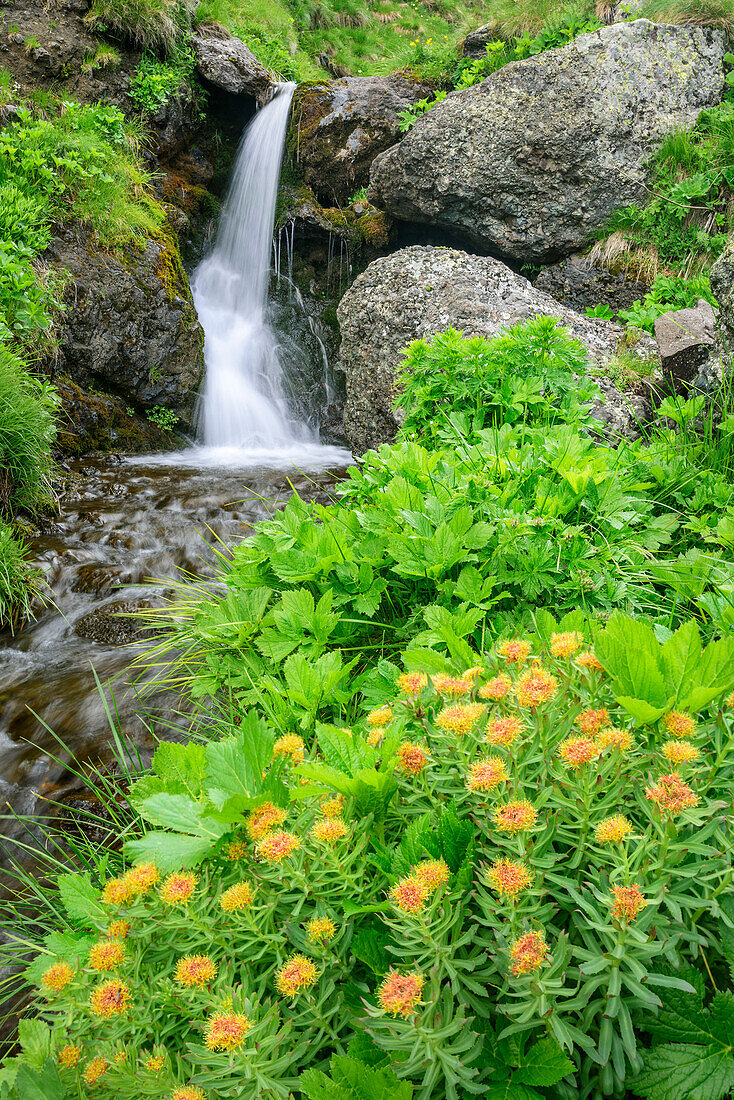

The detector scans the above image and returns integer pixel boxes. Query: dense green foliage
[129,47,199,113]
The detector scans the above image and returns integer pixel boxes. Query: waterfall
[191,83,329,458]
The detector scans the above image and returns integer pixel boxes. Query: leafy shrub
[2,617,733,1098]
[86,0,194,54]
[234,26,304,81]
[398,92,447,132]
[129,48,197,114]
[586,273,718,334]
[146,406,179,431]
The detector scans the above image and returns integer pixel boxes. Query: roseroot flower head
[558,736,600,769]
[107,920,129,940]
[256,829,301,863]
[90,979,130,1018]
[396,741,429,775]
[479,673,513,701]
[645,772,699,816]
[276,954,318,997]
[550,631,583,658]
[595,814,633,845]
[598,726,633,752]
[436,702,485,735]
[663,711,696,738]
[83,1057,107,1086]
[462,665,485,684]
[42,961,73,994]
[486,859,532,900]
[204,1010,250,1051]
[320,796,343,817]
[220,881,253,912]
[171,1089,206,1100]
[515,666,557,708]
[390,875,429,914]
[576,650,603,672]
[497,639,532,664]
[311,817,348,844]
[575,708,610,735]
[494,799,537,833]
[510,931,549,976]
[273,734,305,764]
[124,862,159,897]
[397,671,428,697]
[144,1053,166,1072]
[102,876,133,906]
[175,954,217,987]
[224,837,248,860]
[89,940,125,972]
[431,674,470,696]
[377,969,423,1017]
[728,689,734,708]
[468,756,508,792]
[367,706,393,726]
[307,917,336,943]
[486,714,523,747]
[246,802,287,840]
[663,740,700,765]
[415,859,450,891]
[366,727,384,746]
[611,884,647,922]
[58,1044,81,1068]
[160,872,198,906]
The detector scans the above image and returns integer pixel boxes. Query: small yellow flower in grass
[486,714,523,747]
[598,726,633,752]
[497,639,532,664]
[415,859,450,891]
[390,875,429,914]
[144,1053,166,1072]
[89,940,125,972]
[436,702,486,735]
[307,917,336,943]
[273,734,305,764]
[431,674,470,696]
[83,1057,107,1086]
[172,1089,206,1100]
[576,650,603,672]
[124,862,159,897]
[320,796,343,817]
[367,706,393,726]
[479,673,513,701]
[575,708,610,736]
[645,772,699,816]
[220,881,254,912]
[397,671,428,696]
[160,872,198,906]
[486,859,532,900]
[494,800,537,834]
[611,884,647,922]
[558,736,600,769]
[396,741,429,775]
[515,666,557,708]
[663,711,696,738]
[58,1044,81,1068]
[550,631,583,658]
[102,877,133,906]
[204,1011,250,1051]
[311,817,348,844]
[595,814,633,845]
[90,979,130,1018]
[663,740,700,764]
[510,931,549,976]
[175,955,217,987]
[467,756,508,792]
[377,969,423,1017]
[42,962,73,994]
[256,829,301,863]
[276,954,318,997]
[246,802,287,840]
[366,727,384,746]
[107,920,129,940]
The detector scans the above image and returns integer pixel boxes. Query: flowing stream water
[0,83,351,854]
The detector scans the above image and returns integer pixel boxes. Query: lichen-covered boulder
[48,228,205,425]
[287,74,433,206]
[370,21,726,262]
[191,27,272,97]
[337,245,657,454]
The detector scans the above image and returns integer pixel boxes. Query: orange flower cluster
[273,734,305,764]
[431,674,470,696]
[377,969,424,1016]
[397,672,428,697]
[220,881,254,912]
[436,702,485,735]
[663,741,700,765]
[611,885,647,922]
[160,872,198,906]
[515,667,557,708]
[204,1011,250,1051]
[486,715,523,747]
[102,862,159,906]
[486,859,532,900]
[550,631,582,658]
[175,955,217,987]
[390,876,428,914]
[276,954,318,997]
[645,772,699,816]
[575,708,610,735]
[307,917,336,943]
[320,796,343,817]
[90,979,130,1018]
[58,1045,81,1068]
[479,673,513,701]
[83,1057,108,1085]
[663,711,696,738]
[367,706,393,726]
[598,726,633,752]
[576,650,603,672]
[172,1088,206,1100]
[595,815,633,845]
[367,727,385,746]
[510,931,549,976]
[246,802,287,841]
[396,741,429,775]
[225,837,248,860]
[255,830,301,863]
[497,640,531,664]
[88,940,125,972]
[494,799,537,833]
[311,817,348,844]
[415,859,450,890]
[42,962,73,994]
[558,736,600,769]
[144,1053,165,1072]
[107,920,129,940]
[467,756,508,792]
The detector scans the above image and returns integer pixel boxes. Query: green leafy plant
[129,48,197,114]
[145,406,179,431]
[398,92,447,133]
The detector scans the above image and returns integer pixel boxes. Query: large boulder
[337,245,657,453]
[711,235,734,349]
[191,27,272,97]
[287,74,434,206]
[47,228,205,425]
[370,21,726,263]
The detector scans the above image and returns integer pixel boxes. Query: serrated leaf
[331,1056,413,1100]
[17,1021,50,1069]
[709,991,734,1046]
[351,926,391,975]
[484,1082,543,1100]
[513,1038,574,1086]
[57,873,105,928]
[12,1061,65,1100]
[632,1043,734,1100]
[124,831,216,872]
[137,793,228,839]
[152,741,207,795]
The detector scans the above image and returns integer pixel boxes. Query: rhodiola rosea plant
[1,614,733,1100]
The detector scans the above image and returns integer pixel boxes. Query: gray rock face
[711,236,734,350]
[461,23,496,58]
[191,28,272,97]
[337,245,657,453]
[287,74,434,205]
[48,228,205,424]
[533,255,649,314]
[370,21,726,262]
[654,300,718,391]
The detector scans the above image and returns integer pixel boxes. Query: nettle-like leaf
[57,873,105,929]
[299,1054,412,1100]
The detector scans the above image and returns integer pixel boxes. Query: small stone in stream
[654,300,718,392]
[74,600,160,646]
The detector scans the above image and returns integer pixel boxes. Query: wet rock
[191,26,271,97]
[287,74,434,206]
[337,245,658,454]
[533,256,649,314]
[74,600,158,646]
[654,300,718,392]
[47,226,205,425]
[370,21,726,262]
[53,376,181,456]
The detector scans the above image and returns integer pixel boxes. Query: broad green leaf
[57,873,105,928]
[137,794,228,839]
[17,1021,50,1069]
[151,741,207,795]
[513,1038,574,1086]
[124,831,216,872]
[631,1043,734,1100]
[12,1061,65,1100]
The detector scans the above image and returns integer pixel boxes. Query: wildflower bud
[576,651,603,672]
[58,1045,81,1068]
[662,740,700,765]
[397,672,428,697]
[558,736,601,769]
[171,1088,207,1100]
[479,673,513,701]
[436,702,486,735]
[550,631,583,658]
[645,772,698,816]
[663,711,696,738]
[204,1011,250,1051]
[497,640,532,663]
[83,1057,107,1085]
[89,979,130,1018]
[160,872,198,906]
[431,674,470,696]
[597,726,633,752]
[594,815,633,845]
[88,940,125,972]
[396,741,429,775]
[41,962,74,994]
[174,955,217,987]
[311,817,348,844]
[494,799,537,833]
[415,859,450,891]
[367,706,393,726]
[255,830,301,863]
[485,859,532,900]
[124,863,159,897]
[390,875,429,914]
[467,756,508,791]
[273,734,305,764]
[220,881,254,912]
[246,802,287,840]
[307,917,336,943]
[486,714,523,746]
